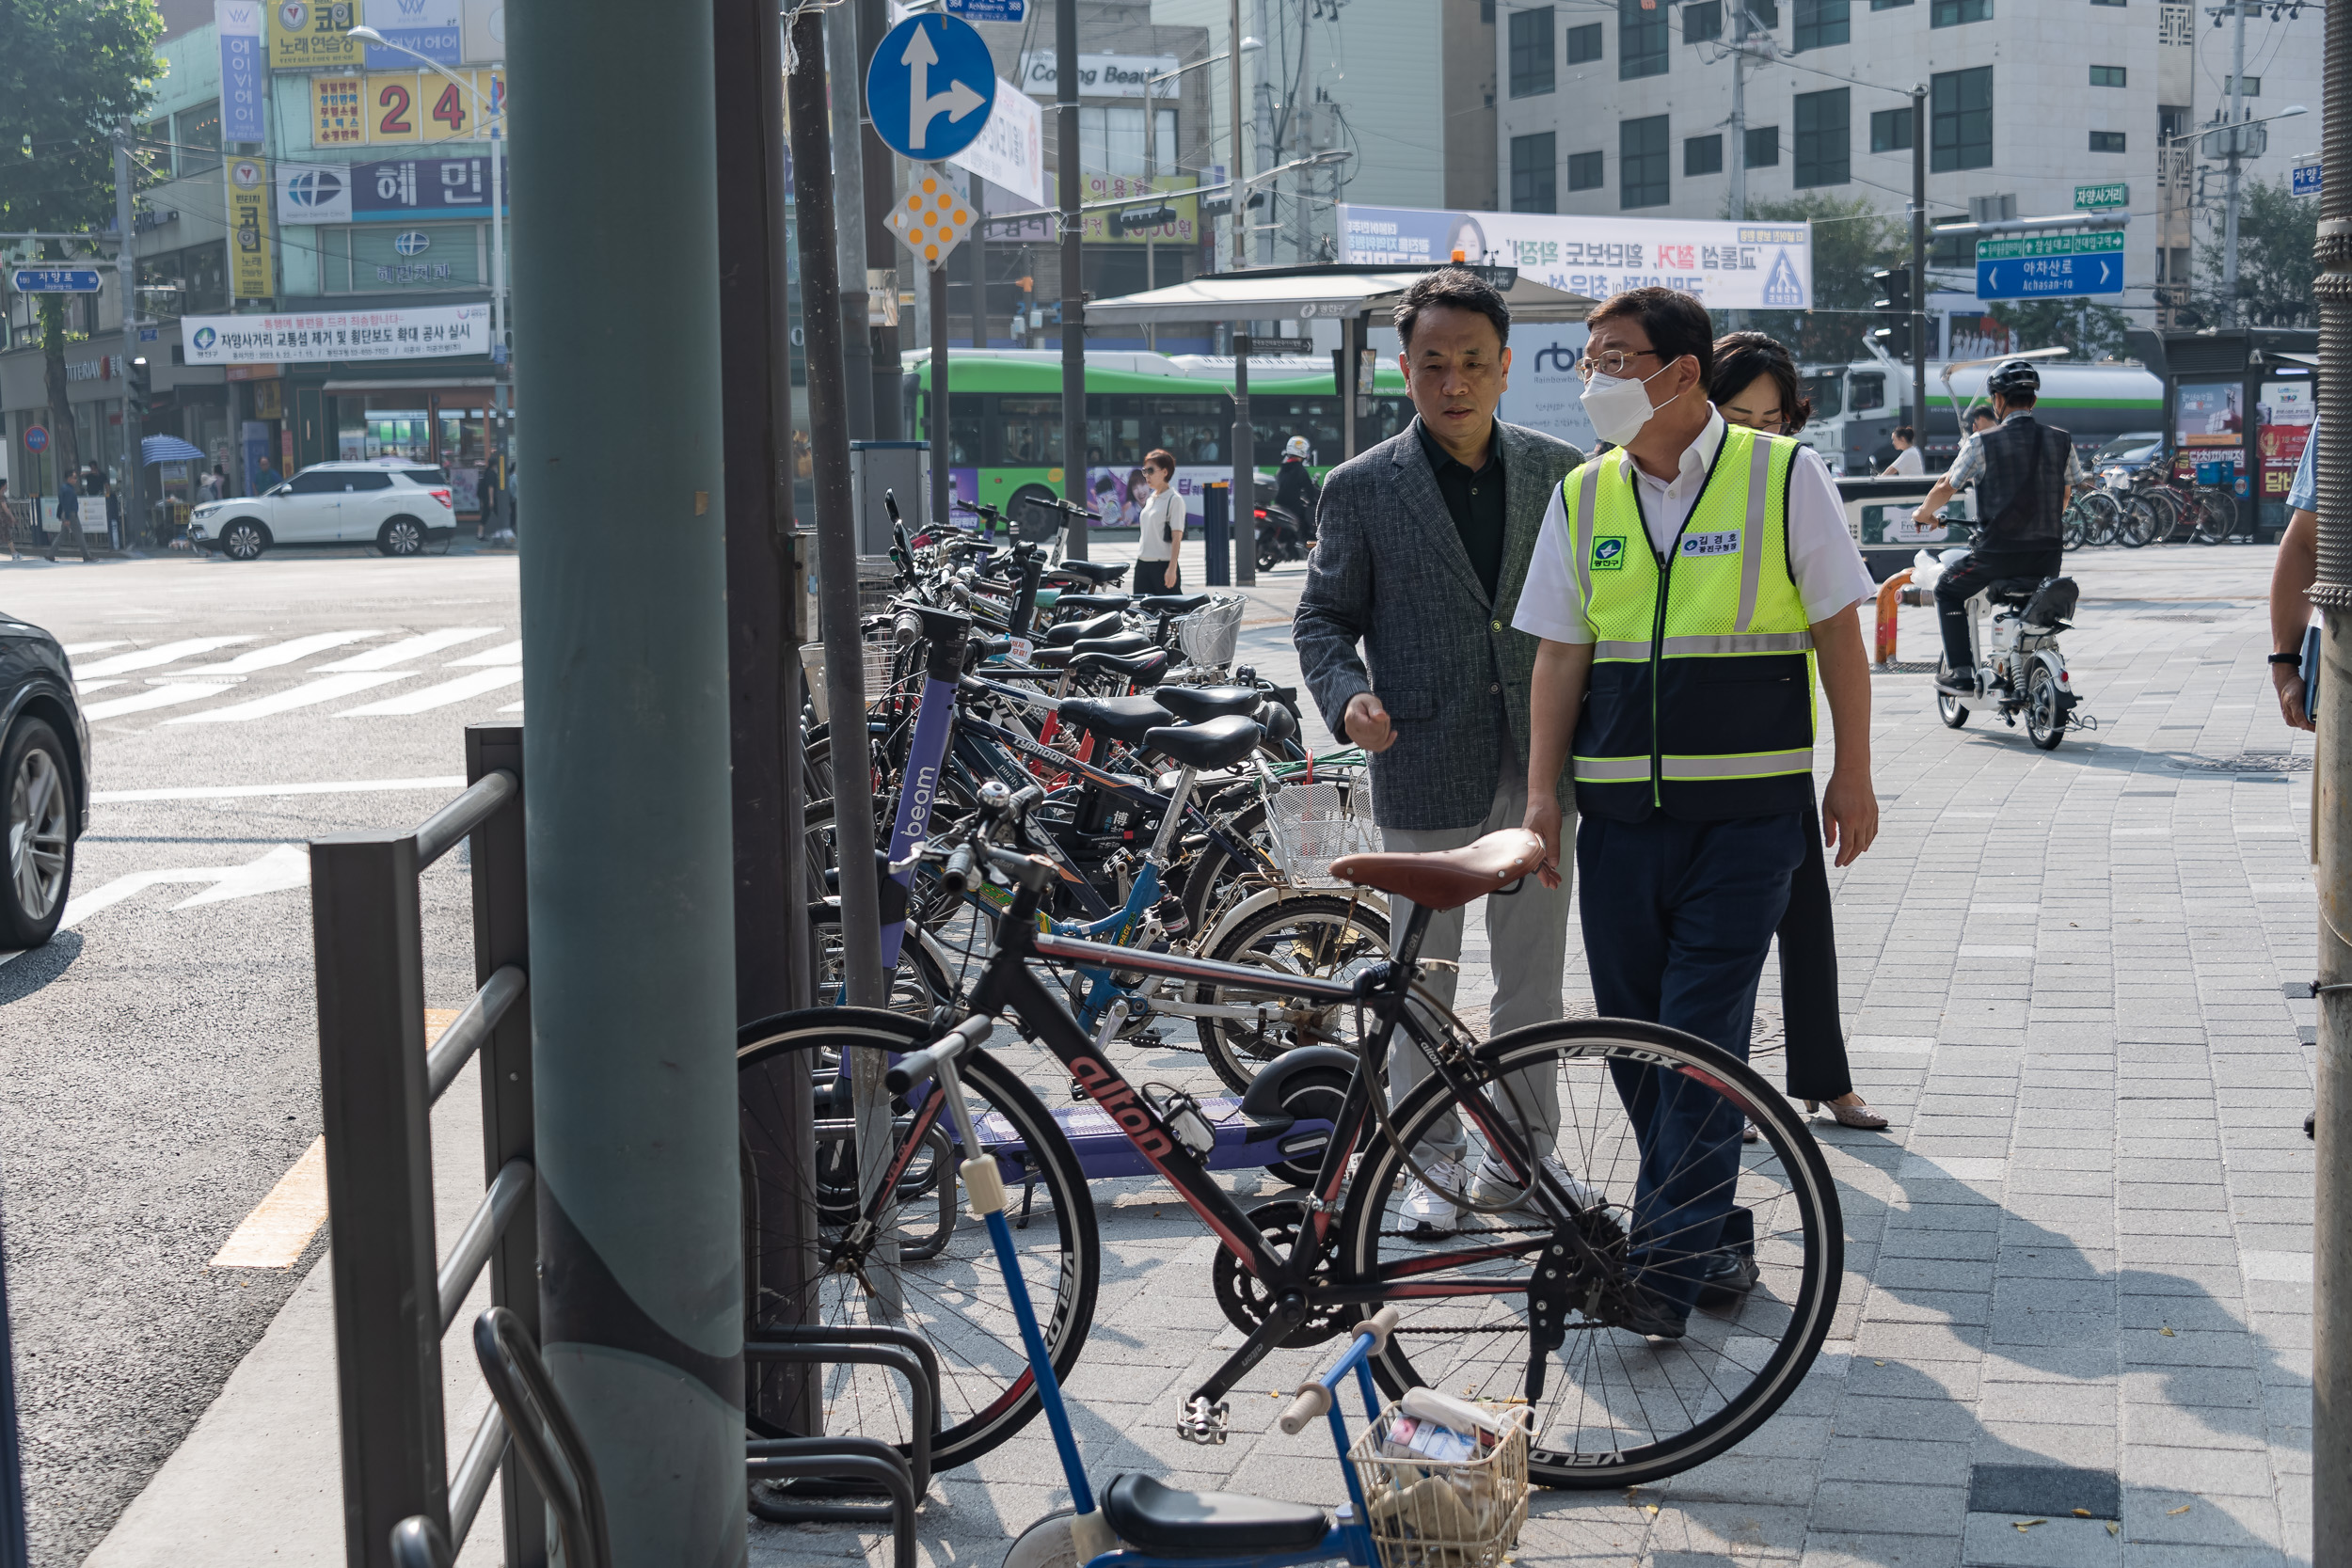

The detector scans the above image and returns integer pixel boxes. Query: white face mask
[1580,356,1682,448]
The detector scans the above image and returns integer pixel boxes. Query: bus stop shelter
[1084,263,1595,462]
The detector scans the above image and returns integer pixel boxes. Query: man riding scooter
[1911,358,2082,693]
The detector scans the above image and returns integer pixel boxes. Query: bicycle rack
[743,1326,938,1568]
[312,725,546,1568]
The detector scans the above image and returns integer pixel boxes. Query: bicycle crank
[1211,1200,1349,1348]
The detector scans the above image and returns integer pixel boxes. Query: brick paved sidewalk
[754,546,2316,1568]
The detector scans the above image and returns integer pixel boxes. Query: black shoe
[1935,665,1978,695]
[1695,1250,1760,1308]
[1606,1281,1689,1340]
[2307,1109,2316,1140]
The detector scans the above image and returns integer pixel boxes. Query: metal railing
[312,724,546,1568]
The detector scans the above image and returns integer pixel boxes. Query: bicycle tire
[1189,893,1393,1092]
[2081,490,2122,546]
[2119,497,2158,547]
[1336,1018,1842,1488]
[2191,494,2227,546]
[738,1007,1101,1471]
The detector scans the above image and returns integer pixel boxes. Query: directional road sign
[10,268,104,293]
[2296,160,2323,198]
[1976,230,2124,300]
[866,13,997,163]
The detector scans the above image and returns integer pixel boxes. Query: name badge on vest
[1591,535,1628,571]
[1678,530,1740,559]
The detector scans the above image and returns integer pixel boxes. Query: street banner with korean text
[227,158,274,299]
[311,69,504,146]
[948,79,1043,207]
[182,303,490,364]
[269,0,365,71]
[1337,203,1812,313]
[217,2,265,142]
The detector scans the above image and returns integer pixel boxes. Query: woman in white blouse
[1134,447,1184,594]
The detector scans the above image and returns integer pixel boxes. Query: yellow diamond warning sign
[887,174,974,267]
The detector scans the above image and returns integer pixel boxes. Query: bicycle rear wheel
[1338,1018,1841,1488]
[739,1007,1100,1471]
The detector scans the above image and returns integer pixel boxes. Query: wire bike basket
[1346,1402,1533,1568]
[1176,594,1247,668]
[1263,779,1378,889]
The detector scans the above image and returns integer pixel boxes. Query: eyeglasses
[1575,348,1665,382]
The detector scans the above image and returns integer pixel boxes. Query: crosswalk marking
[317,626,501,672]
[73,637,256,678]
[498,701,523,713]
[167,671,413,723]
[182,630,383,673]
[81,683,234,721]
[75,679,127,697]
[448,639,521,667]
[61,641,128,657]
[339,668,522,716]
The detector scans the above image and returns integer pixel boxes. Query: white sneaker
[1399,1156,1467,1237]
[1472,1153,1601,1215]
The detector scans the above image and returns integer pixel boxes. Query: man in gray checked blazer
[1294,268,1585,1236]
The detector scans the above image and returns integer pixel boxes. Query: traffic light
[1870,267,1913,361]
[126,356,151,420]
[1111,203,1180,237]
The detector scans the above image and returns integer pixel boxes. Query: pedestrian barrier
[311,724,547,1568]
[1872,568,1915,669]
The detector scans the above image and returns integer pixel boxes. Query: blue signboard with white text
[866,13,997,163]
[946,0,1025,18]
[350,152,509,223]
[216,2,265,143]
[2296,161,2323,198]
[1975,231,2124,301]
[10,269,104,293]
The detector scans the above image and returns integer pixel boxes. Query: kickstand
[1016,1151,1039,1229]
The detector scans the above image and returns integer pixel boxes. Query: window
[1931,0,1990,22]
[1745,124,1780,167]
[287,471,344,495]
[344,471,394,491]
[1850,372,1885,412]
[1931,65,1993,170]
[2223,75,2261,97]
[1686,133,1724,175]
[2090,130,2127,152]
[1620,0,1668,80]
[1511,132,1558,212]
[1870,106,1913,151]
[1568,149,1606,190]
[1684,1,1722,41]
[1509,7,1556,97]
[1079,105,1180,176]
[175,100,221,179]
[1794,0,1851,49]
[2090,0,2124,6]
[2090,65,2126,87]
[1750,1,1779,24]
[1621,115,1670,207]
[1870,0,1914,8]
[1567,21,1603,61]
[1795,88,1850,185]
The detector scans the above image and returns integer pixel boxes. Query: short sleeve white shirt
[1137,486,1184,561]
[1513,408,1876,645]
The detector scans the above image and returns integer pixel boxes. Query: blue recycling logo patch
[1762,248,1805,308]
[1591,535,1627,571]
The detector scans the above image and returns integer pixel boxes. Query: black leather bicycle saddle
[1057,694,1172,744]
[1154,684,1261,722]
[1071,648,1168,687]
[1052,592,1134,616]
[1136,593,1213,614]
[1044,612,1126,647]
[1069,632,1153,659]
[1102,1473,1327,1557]
[1985,578,2042,606]
[1146,714,1263,769]
[1025,646,1074,671]
[1050,560,1127,586]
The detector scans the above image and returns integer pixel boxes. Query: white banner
[182,304,490,365]
[948,78,1043,207]
[1016,52,1178,99]
[1338,204,1813,313]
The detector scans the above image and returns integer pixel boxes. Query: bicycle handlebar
[1276,1307,1401,1434]
[884,1013,994,1095]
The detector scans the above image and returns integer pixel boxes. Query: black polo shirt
[1416,419,1506,601]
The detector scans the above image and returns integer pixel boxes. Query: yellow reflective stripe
[1570,464,1602,613]
[1571,755,1651,782]
[1594,639,1653,661]
[1659,631,1815,657]
[1659,749,1815,780]
[1736,430,1773,633]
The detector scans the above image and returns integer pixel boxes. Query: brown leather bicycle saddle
[1328,828,1546,912]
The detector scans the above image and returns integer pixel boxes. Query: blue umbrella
[140,435,205,465]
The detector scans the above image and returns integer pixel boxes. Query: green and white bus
[903,349,1414,535]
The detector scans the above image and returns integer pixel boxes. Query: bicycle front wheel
[1338,1018,1842,1488]
[739,1007,1101,1471]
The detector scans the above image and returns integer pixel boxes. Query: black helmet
[1986,358,2041,397]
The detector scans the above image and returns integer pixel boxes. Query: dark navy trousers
[1577,809,1807,1312]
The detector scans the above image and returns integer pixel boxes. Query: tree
[2194,173,2318,328]
[0,0,166,484]
[1986,297,2133,358]
[1736,193,1906,364]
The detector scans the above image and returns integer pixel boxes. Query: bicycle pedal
[1176,1396,1231,1445]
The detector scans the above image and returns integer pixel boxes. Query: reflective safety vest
[1561,422,1817,822]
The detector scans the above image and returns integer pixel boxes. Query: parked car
[184,461,455,561]
[2091,431,2166,473]
[1,615,87,948]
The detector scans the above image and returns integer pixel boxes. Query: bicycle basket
[1176,594,1247,668]
[1346,1401,1532,1568]
[1264,780,1378,889]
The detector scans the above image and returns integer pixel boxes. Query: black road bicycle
[738,784,1843,1489]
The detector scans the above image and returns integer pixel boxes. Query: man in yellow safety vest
[1515,287,1882,1338]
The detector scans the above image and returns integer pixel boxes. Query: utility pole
[931,253,950,533]
[827,3,878,441]
[2223,0,2249,325]
[1232,334,1255,587]
[1057,0,1088,560]
[506,0,744,1553]
[1728,4,1747,225]
[1910,84,1927,437]
[113,127,142,548]
[1229,0,1247,274]
[787,1,887,1011]
[859,0,903,438]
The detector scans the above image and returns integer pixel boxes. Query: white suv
[187,462,456,562]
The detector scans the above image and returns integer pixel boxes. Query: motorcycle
[1255,500,1308,571]
[1931,551,2096,751]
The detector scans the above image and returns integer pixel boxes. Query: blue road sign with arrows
[1975,231,2124,301]
[866,13,997,163]
[10,268,103,293]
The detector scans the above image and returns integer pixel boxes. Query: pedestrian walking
[55,470,78,539]
[1708,332,1888,1132]
[256,457,283,492]
[1133,449,1184,595]
[1294,266,1587,1235]
[1518,287,1881,1337]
